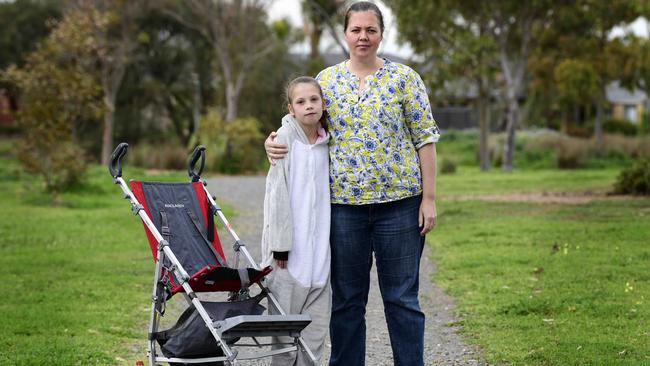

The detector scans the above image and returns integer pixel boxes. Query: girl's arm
[266,134,293,264]
[418,143,437,235]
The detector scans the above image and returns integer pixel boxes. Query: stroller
[108,143,315,365]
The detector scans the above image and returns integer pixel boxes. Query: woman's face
[344,10,382,59]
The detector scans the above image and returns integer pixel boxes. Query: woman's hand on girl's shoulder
[265,131,289,164]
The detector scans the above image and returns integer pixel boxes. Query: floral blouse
[316,59,440,205]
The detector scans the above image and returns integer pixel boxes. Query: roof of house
[606,81,648,104]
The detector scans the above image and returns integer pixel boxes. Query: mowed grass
[0,157,217,365]
[1,142,648,365]
[432,168,650,365]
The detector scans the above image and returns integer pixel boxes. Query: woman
[266,2,440,365]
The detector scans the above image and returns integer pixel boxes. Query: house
[606,81,648,124]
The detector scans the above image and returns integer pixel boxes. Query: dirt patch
[446,191,633,205]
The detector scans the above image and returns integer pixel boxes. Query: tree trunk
[594,88,605,149]
[502,96,518,172]
[225,82,238,123]
[191,70,202,145]
[101,95,115,166]
[477,91,491,171]
[309,27,322,60]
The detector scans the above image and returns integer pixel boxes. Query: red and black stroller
[108,143,315,365]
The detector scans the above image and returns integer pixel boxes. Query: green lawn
[1,151,648,365]
[432,168,650,365]
[0,158,198,365]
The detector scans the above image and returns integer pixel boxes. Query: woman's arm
[265,132,289,164]
[418,143,437,235]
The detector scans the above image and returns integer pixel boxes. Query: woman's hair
[344,1,384,34]
[285,76,328,131]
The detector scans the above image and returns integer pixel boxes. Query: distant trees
[390,0,499,171]
[2,0,647,192]
[161,0,282,123]
[0,0,62,70]
[390,0,646,170]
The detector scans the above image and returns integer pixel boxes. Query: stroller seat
[130,180,272,296]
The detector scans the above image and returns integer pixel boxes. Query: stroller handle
[188,145,206,182]
[109,142,129,178]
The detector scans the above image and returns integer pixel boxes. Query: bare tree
[65,0,141,164]
[162,0,279,123]
[302,0,347,61]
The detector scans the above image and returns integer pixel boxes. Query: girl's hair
[285,76,328,131]
[344,1,384,34]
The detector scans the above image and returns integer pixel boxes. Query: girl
[261,76,331,365]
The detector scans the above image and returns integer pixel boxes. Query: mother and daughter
[260,2,440,365]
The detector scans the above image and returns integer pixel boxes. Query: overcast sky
[268,0,414,58]
[268,0,649,59]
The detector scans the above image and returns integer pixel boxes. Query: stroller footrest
[214,314,311,340]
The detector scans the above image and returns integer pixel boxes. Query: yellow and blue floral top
[316,58,440,205]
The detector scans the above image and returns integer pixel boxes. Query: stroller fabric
[130,181,271,295]
[156,293,266,360]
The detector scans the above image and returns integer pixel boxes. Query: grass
[0,155,222,365]
[1,133,648,365]
[438,166,621,196]
[431,169,650,365]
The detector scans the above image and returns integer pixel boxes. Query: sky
[268,0,649,59]
[267,0,414,58]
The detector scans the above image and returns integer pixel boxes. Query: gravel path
[204,175,485,366]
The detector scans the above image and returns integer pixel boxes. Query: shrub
[613,158,650,195]
[18,140,87,194]
[221,116,266,173]
[129,142,188,170]
[197,109,265,174]
[555,135,590,169]
[439,158,457,174]
[603,118,638,136]
[565,124,592,138]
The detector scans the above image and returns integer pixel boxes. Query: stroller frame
[109,143,317,365]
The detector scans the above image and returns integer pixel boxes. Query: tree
[4,16,103,195]
[114,10,216,148]
[62,0,142,165]
[390,0,499,171]
[391,0,554,171]
[0,0,62,70]
[161,0,281,123]
[301,0,347,74]
[530,1,641,145]
[553,59,599,132]
[487,1,556,171]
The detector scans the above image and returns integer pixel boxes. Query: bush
[129,142,188,170]
[613,158,650,195]
[439,158,457,174]
[603,118,638,136]
[18,140,87,194]
[197,108,265,174]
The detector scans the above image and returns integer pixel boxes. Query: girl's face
[288,83,324,129]
[344,10,383,59]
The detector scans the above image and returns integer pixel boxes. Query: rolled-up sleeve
[403,70,440,149]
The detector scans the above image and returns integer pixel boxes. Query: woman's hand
[419,199,437,236]
[265,132,289,165]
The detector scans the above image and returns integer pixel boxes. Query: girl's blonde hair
[285,76,328,131]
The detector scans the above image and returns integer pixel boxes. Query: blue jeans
[329,195,425,366]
